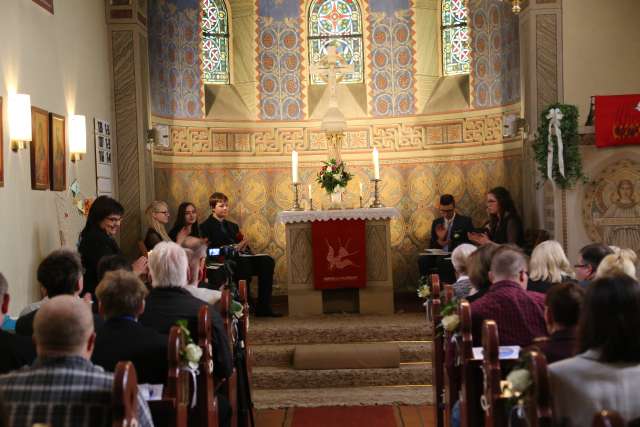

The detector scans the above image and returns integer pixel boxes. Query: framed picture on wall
[49,113,66,191]
[0,96,4,187]
[30,107,51,190]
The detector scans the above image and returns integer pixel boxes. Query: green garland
[533,103,586,189]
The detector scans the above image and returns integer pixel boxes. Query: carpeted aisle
[291,406,397,427]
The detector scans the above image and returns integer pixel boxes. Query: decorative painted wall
[469,0,520,108]
[256,0,306,120]
[152,105,523,292]
[367,0,417,116]
[149,0,204,118]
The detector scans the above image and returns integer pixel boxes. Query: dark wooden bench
[195,305,219,427]
[219,287,238,427]
[112,361,140,427]
[430,275,444,427]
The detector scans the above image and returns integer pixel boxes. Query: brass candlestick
[291,183,303,211]
[309,198,314,211]
[359,195,364,208]
[370,179,384,208]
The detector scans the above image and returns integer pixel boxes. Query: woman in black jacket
[168,201,201,244]
[469,186,525,247]
[78,196,147,297]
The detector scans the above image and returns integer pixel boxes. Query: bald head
[34,295,95,358]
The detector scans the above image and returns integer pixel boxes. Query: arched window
[441,0,470,76]
[308,0,363,84]
[202,0,230,84]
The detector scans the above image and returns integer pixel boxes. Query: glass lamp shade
[69,114,87,156]
[8,93,32,143]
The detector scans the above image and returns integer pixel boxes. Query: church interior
[0,0,639,426]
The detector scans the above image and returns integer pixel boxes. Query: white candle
[308,184,313,200]
[291,150,299,183]
[373,147,380,180]
[359,182,363,197]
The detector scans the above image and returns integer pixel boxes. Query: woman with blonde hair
[595,248,637,280]
[144,201,172,250]
[528,240,574,293]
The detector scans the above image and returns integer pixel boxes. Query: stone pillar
[106,0,154,257]
[518,0,565,246]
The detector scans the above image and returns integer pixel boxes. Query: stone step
[251,313,432,346]
[252,341,433,367]
[252,385,434,410]
[252,362,432,390]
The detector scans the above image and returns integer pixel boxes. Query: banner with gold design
[311,219,366,290]
[595,94,640,148]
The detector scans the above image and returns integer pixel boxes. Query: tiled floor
[254,405,435,427]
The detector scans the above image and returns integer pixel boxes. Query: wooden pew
[442,284,459,426]
[149,326,189,427]
[523,350,552,427]
[593,410,625,427]
[458,301,482,427]
[218,287,238,427]
[196,305,219,427]
[112,361,139,427]
[481,320,506,427]
[237,280,255,427]
[430,276,444,427]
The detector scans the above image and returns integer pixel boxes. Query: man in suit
[418,194,474,280]
[200,192,280,317]
[15,249,103,337]
[92,270,168,384]
[0,273,35,374]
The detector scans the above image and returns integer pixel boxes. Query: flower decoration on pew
[435,297,460,337]
[176,319,203,370]
[316,158,353,194]
[500,352,534,418]
[417,275,431,299]
[231,300,244,320]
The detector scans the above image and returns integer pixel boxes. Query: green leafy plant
[533,103,586,189]
[316,158,353,193]
[176,319,202,369]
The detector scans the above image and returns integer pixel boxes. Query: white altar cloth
[277,207,400,224]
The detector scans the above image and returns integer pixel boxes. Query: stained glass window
[308,0,363,84]
[202,0,229,84]
[442,0,470,76]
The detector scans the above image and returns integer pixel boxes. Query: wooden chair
[481,320,506,427]
[593,410,625,427]
[430,277,444,427]
[522,350,552,427]
[218,288,238,427]
[458,301,482,427]
[149,326,189,427]
[196,305,218,427]
[112,361,139,427]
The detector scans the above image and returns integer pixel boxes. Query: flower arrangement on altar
[316,158,353,194]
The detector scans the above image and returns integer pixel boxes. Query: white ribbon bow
[546,108,566,181]
[181,366,200,409]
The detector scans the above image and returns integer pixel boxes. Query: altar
[277,207,400,317]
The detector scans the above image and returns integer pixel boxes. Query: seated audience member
[450,244,477,299]
[469,187,524,247]
[200,192,280,317]
[0,273,35,374]
[534,282,584,363]
[0,295,153,427]
[15,250,104,337]
[471,246,546,346]
[143,200,172,251]
[139,242,232,381]
[181,237,222,304]
[18,286,47,318]
[92,270,167,384]
[96,254,132,283]
[169,202,201,244]
[574,243,613,286]
[527,240,574,293]
[595,249,637,279]
[466,242,499,303]
[549,275,640,427]
[78,195,147,297]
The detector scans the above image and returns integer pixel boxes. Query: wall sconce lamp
[8,93,32,152]
[69,114,87,162]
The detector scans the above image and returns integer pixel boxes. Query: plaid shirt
[0,356,153,427]
[470,280,547,347]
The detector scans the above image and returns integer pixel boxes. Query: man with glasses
[418,194,474,279]
[575,243,614,286]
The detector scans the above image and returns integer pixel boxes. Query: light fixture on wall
[8,93,32,152]
[69,114,87,162]
[507,0,521,13]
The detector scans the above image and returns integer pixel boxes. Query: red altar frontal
[278,208,400,317]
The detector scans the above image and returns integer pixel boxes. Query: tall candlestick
[308,184,313,200]
[372,147,380,180]
[359,182,363,198]
[291,150,299,183]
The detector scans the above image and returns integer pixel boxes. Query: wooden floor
[255,405,435,427]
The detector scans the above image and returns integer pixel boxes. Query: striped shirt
[0,355,153,427]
